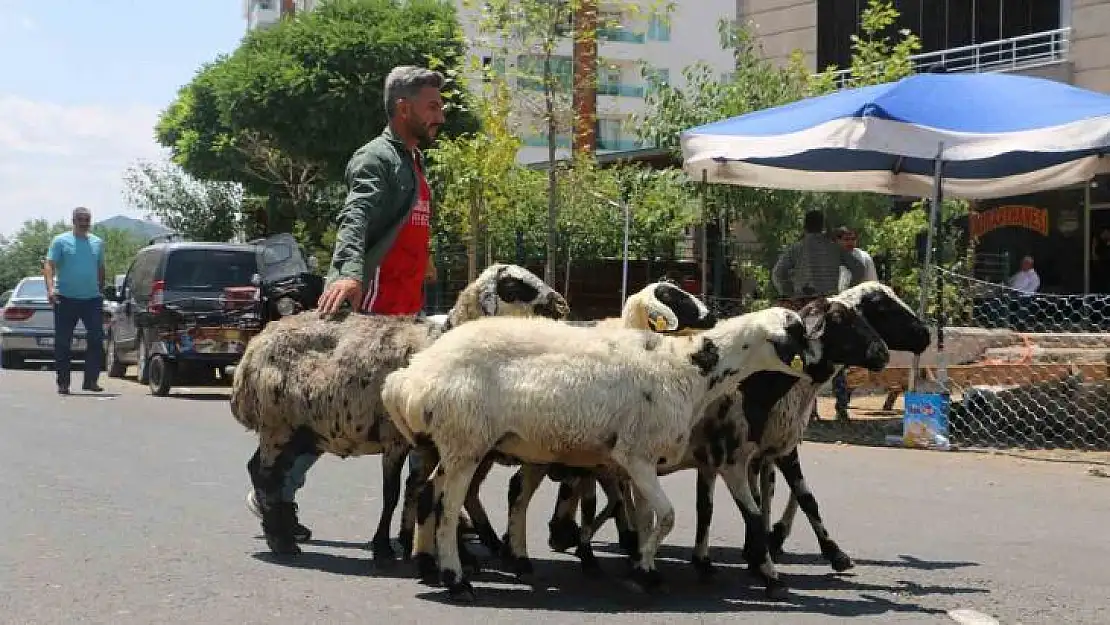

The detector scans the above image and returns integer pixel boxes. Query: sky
[0,0,247,237]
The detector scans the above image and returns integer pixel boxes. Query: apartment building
[737,0,1110,93]
[459,1,737,163]
[244,0,736,164]
[245,0,317,32]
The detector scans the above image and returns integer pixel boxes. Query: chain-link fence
[838,265,1110,452]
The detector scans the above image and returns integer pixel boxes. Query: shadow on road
[251,537,988,617]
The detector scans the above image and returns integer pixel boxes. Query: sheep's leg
[412,448,443,583]
[769,492,800,561]
[690,466,718,581]
[433,458,481,602]
[547,478,583,553]
[621,458,675,594]
[772,449,853,572]
[572,475,603,576]
[369,443,408,561]
[401,441,437,561]
[759,462,775,534]
[462,454,503,556]
[502,463,547,584]
[720,460,788,599]
[613,476,641,560]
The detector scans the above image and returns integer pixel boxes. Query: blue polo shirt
[46,232,105,299]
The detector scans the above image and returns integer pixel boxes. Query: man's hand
[317,278,363,316]
[425,257,437,282]
[47,288,56,305]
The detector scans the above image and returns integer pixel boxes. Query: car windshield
[163,249,259,291]
[14,279,48,300]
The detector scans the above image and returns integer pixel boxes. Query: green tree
[460,0,670,280]
[123,159,243,243]
[90,225,148,279]
[156,0,478,237]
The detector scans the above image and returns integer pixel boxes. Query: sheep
[748,281,932,572]
[380,304,855,602]
[546,282,930,588]
[230,263,569,558]
[406,280,718,571]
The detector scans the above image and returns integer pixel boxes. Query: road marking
[948,608,1001,625]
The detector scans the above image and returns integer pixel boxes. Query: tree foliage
[0,220,146,294]
[634,0,953,301]
[123,159,243,243]
[155,0,479,239]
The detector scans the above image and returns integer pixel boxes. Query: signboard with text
[969,205,1050,240]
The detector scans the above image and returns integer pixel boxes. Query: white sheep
[380,305,826,602]
[230,263,569,558]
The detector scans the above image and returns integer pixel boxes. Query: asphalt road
[1,366,1108,625]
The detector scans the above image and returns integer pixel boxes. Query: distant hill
[95,215,172,243]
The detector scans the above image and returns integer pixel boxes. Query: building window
[643,66,670,88]
[816,0,1063,72]
[647,13,670,41]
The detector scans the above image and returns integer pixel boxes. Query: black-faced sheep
[231,263,569,557]
[547,283,929,592]
[380,305,863,602]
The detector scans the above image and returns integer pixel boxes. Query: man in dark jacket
[247,65,451,547]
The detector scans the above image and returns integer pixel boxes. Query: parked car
[104,235,316,394]
[1,290,11,307]
[103,274,127,318]
[0,276,110,369]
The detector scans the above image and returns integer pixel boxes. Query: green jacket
[325,125,426,289]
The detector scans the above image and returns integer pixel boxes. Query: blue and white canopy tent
[680,71,1110,388]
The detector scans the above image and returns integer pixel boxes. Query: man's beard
[410,120,438,147]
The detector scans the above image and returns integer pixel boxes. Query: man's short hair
[832,225,855,238]
[73,206,91,219]
[803,210,825,233]
[383,66,445,118]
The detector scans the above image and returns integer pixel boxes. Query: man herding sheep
[245,64,459,542]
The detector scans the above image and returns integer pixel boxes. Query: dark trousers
[54,296,104,388]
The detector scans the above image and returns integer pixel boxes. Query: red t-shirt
[360,155,431,315]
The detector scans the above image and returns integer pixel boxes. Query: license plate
[35,337,85,349]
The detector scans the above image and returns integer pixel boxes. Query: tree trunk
[544,40,558,284]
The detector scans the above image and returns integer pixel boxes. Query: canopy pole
[701,169,709,300]
[932,147,948,390]
[911,144,945,393]
[1084,179,1092,295]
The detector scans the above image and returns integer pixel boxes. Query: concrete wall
[735,0,817,70]
[1071,0,1110,93]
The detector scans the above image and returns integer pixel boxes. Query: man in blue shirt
[43,207,106,394]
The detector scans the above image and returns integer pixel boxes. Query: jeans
[54,295,104,388]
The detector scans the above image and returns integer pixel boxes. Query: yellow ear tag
[652,315,669,332]
[790,355,804,371]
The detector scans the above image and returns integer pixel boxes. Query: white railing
[823,27,1071,88]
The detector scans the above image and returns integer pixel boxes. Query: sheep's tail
[380,370,427,446]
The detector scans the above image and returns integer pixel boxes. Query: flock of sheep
[229,262,932,603]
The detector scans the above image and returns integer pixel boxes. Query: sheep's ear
[647,303,680,332]
[479,287,499,315]
[802,308,826,339]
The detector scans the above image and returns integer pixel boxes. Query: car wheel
[105,335,126,378]
[1,349,22,370]
[148,354,174,396]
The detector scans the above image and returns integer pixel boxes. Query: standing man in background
[43,206,106,395]
[247,65,455,546]
[832,225,879,421]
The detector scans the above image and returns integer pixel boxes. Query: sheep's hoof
[293,524,312,543]
[473,526,503,554]
[625,567,665,595]
[767,523,788,556]
[509,556,538,584]
[764,576,790,600]
[618,530,640,556]
[446,579,476,603]
[414,553,439,585]
[460,548,481,576]
[575,544,603,578]
[369,536,396,562]
[397,531,414,560]
[547,518,581,552]
[265,534,302,556]
[827,550,855,572]
[691,556,717,583]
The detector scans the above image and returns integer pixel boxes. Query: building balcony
[521,134,572,149]
[598,83,645,98]
[598,27,645,44]
[597,137,643,151]
[824,27,1071,89]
